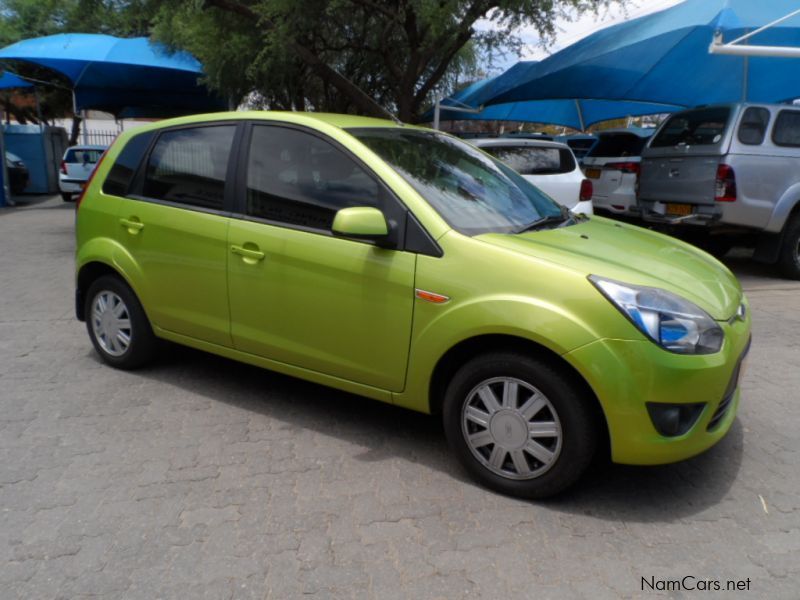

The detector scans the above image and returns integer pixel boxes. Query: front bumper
[564,308,751,465]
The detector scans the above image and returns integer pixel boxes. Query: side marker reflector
[415,289,450,304]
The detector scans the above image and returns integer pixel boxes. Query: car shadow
[116,343,744,522]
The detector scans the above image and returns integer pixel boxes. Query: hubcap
[91,291,132,357]
[461,377,562,480]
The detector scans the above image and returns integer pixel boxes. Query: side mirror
[332,206,389,242]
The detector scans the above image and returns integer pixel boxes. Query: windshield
[587,133,648,158]
[651,107,731,148]
[349,128,564,235]
[480,145,576,175]
[65,148,104,164]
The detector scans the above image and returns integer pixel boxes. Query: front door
[117,123,238,347]
[227,124,415,391]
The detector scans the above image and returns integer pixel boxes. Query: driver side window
[246,125,379,231]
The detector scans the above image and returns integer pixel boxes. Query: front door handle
[231,244,265,262]
[119,217,144,234]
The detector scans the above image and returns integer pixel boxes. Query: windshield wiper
[514,212,570,234]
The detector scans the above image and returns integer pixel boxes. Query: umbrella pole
[574,100,586,132]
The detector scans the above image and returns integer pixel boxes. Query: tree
[152,0,615,122]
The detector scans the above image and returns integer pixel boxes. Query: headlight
[590,276,724,355]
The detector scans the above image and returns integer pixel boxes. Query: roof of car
[66,145,108,151]
[131,111,409,132]
[595,127,656,138]
[471,138,571,150]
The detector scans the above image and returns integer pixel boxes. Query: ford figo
[75,113,751,498]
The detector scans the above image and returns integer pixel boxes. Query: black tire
[84,275,158,369]
[778,215,800,280]
[702,238,733,260]
[442,352,598,499]
[61,192,73,202]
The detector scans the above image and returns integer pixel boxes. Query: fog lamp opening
[646,402,706,437]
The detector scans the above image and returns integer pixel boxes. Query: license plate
[585,167,601,179]
[665,203,693,216]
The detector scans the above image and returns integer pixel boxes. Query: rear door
[583,133,647,200]
[639,107,733,206]
[66,148,103,182]
[117,123,239,347]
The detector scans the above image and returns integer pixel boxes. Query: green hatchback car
[75,112,751,498]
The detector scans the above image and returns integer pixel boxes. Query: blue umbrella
[0,72,33,90]
[430,63,680,130]
[486,0,800,108]
[0,33,225,117]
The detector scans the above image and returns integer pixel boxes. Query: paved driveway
[1,196,799,599]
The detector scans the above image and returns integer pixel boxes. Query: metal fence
[82,129,120,147]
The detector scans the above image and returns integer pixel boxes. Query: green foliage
[150,0,615,121]
[0,0,618,122]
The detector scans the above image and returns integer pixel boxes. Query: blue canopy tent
[429,64,680,130]
[484,0,800,107]
[0,72,33,91]
[0,34,225,117]
[0,72,34,206]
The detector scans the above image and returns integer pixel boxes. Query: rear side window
[245,125,379,231]
[651,107,731,147]
[772,110,800,147]
[65,148,104,164]
[482,145,576,175]
[142,125,236,210]
[586,134,648,158]
[738,107,770,145]
[102,131,154,197]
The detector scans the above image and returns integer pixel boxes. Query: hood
[477,217,742,320]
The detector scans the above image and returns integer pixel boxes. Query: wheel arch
[427,334,610,456]
[76,260,137,321]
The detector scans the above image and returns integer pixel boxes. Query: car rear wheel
[85,275,158,369]
[443,352,597,499]
[61,193,73,202]
[778,214,800,280]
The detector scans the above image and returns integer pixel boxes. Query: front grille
[707,338,751,431]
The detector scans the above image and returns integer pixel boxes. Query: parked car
[75,113,750,499]
[582,128,654,216]
[639,103,800,279]
[474,138,593,214]
[59,145,107,202]
[5,151,29,194]
[500,131,554,141]
[555,133,598,162]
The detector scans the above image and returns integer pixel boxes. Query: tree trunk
[69,116,82,146]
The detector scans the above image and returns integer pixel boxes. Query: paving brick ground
[1,195,798,599]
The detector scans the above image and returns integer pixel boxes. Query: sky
[478,0,684,72]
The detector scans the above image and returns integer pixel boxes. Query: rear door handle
[231,244,265,261]
[119,217,144,233]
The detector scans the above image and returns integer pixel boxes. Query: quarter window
[142,125,236,210]
[772,110,800,147]
[738,107,770,145]
[102,131,155,197]
[245,125,379,231]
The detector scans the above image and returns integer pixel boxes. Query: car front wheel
[443,352,598,499]
[85,275,158,369]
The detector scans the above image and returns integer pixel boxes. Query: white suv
[59,145,107,202]
[474,138,593,214]
[581,128,653,216]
